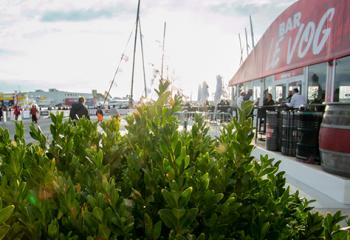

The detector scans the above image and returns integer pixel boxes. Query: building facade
[27,89,95,107]
[229,0,350,105]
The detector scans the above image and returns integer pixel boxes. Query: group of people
[0,97,117,125]
[237,88,306,110]
[69,96,109,123]
[0,106,4,122]
[285,88,306,109]
[262,88,306,109]
[0,104,40,123]
[236,89,254,109]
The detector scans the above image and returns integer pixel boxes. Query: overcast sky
[0,0,296,100]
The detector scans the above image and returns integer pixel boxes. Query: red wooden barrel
[319,103,350,177]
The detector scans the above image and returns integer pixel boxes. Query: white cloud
[0,0,296,100]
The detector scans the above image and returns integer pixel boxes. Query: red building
[230,0,350,104]
[229,0,350,199]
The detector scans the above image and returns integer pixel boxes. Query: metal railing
[254,103,326,142]
[174,111,233,125]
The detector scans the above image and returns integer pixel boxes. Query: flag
[121,54,129,62]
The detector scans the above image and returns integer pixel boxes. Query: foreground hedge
[0,81,349,239]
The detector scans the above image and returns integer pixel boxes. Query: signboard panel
[230,0,350,85]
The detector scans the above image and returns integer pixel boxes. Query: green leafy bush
[0,204,14,240]
[0,80,349,239]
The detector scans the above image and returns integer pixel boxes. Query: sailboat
[103,0,151,112]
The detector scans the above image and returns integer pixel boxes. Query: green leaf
[172,208,186,220]
[82,212,96,227]
[200,173,209,190]
[144,213,153,238]
[260,222,270,240]
[184,155,190,169]
[259,167,276,177]
[208,213,218,227]
[14,121,25,143]
[174,141,182,157]
[161,189,178,208]
[0,225,10,240]
[159,209,177,229]
[197,233,206,240]
[180,208,198,228]
[48,219,59,238]
[179,187,193,207]
[93,207,104,222]
[215,193,224,202]
[175,154,184,169]
[98,224,111,239]
[175,235,187,240]
[163,158,172,172]
[0,205,14,224]
[153,221,162,239]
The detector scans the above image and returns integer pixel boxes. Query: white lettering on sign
[287,23,304,64]
[298,22,315,58]
[279,12,302,38]
[270,36,284,69]
[313,8,335,55]
[271,8,335,67]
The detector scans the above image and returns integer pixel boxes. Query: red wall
[230,0,350,85]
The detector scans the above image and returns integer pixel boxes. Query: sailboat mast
[130,0,141,105]
[244,27,249,56]
[238,33,243,64]
[249,15,255,49]
[103,30,133,106]
[139,18,147,98]
[160,21,166,80]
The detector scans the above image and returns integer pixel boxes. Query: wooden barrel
[280,111,297,156]
[319,103,350,177]
[296,112,323,163]
[266,111,279,151]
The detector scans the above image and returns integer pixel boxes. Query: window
[231,86,238,105]
[275,85,286,103]
[334,56,350,102]
[253,86,261,101]
[308,63,326,104]
[243,81,253,93]
[264,76,274,97]
[288,81,301,92]
[288,81,302,99]
[251,79,262,102]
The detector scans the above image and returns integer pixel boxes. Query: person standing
[69,97,90,120]
[13,105,21,121]
[264,93,275,106]
[262,89,269,106]
[286,90,293,103]
[263,93,275,112]
[30,104,39,123]
[0,106,3,122]
[237,91,246,109]
[96,107,104,123]
[243,89,253,101]
[285,88,305,109]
